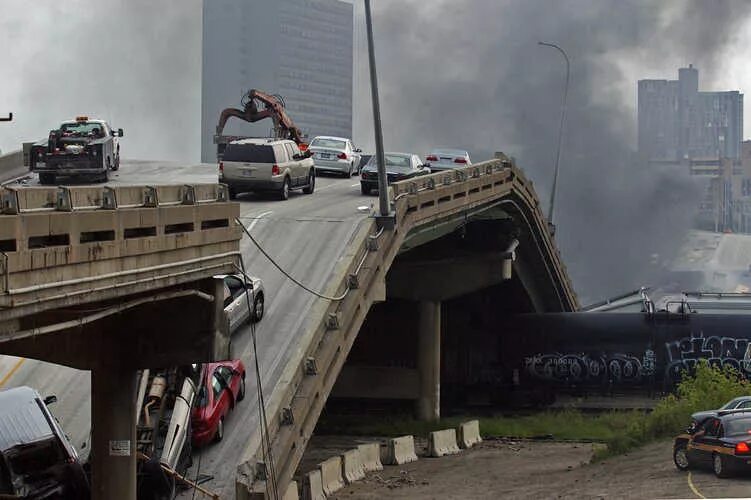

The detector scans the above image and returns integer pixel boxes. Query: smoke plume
[355,0,751,302]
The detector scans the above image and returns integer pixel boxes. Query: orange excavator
[214,89,307,160]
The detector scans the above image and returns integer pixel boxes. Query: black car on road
[360,152,430,195]
[674,409,751,478]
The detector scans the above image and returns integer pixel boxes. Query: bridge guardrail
[238,153,578,499]
[0,184,240,322]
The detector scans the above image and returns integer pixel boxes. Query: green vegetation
[318,410,638,443]
[319,363,751,461]
[596,361,751,459]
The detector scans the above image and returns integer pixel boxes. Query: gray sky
[2,0,750,300]
[0,0,201,161]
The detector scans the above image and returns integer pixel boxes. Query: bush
[596,361,751,459]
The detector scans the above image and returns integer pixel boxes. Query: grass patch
[595,361,751,459]
[319,363,751,462]
[317,409,641,443]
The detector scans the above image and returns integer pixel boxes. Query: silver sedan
[219,273,265,334]
[308,136,361,177]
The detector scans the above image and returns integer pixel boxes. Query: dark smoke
[358,0,751,303]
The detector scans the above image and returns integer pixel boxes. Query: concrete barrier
[458,420,482,449]
[342,448,365,484]
[319,456,344,496]
[358,442,383,472]
[302,470,325,500]
[385,435,418,465]
[428,428,460,457]
[0,150,26,184]
[283,480,299,500]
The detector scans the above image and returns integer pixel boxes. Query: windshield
[721,399,742,410]
[310,138,346,150]
[724,417,751,437]
[6,437,66,476]
[431,149,468,159]
[366,154,412,171]
[223,144,275,163]
[59,122,104,135]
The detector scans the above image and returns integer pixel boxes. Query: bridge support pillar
[91,365,137,500]
[416,300,441,421]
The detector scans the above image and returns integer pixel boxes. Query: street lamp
[364,0,392,222]
[538,41,569,227]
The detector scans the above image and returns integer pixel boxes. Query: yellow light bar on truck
[75,116,88,122]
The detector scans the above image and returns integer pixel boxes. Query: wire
[240,255,279,500]
[235,217,349,301]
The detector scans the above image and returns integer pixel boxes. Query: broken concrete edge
[318,455,345,496]
[234,217,375,491]
[458,419,483,449]
[428,428,461,457]
[385,435,419,465]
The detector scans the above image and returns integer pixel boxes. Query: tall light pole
[364,0,392,220]
[538,41,569,227]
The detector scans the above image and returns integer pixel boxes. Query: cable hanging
[235,217,349,301]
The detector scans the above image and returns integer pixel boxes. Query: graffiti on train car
[664,333,751,381]
[525,332,751,386]
[524,350,656,384]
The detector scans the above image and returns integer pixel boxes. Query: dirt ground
[297,435,751,499]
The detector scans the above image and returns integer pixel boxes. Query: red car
[191,360,246,447]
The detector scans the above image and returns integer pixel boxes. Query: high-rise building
[638,65,743,164]
[201,0,353,162]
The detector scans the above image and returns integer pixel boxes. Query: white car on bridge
[220,273,265,334]
[308,136,361,177]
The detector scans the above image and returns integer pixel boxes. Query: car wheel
[713,452,731,478]
[361,184,371,195]
[39,173,55,185]
[214,417,224,443]
[100,167,109,183]
[673,443,690,471]
[279,177,290,200]
[252,294,264,322]
[237,374,246,402]
[113,154,120,171]
[302,170,315,194]
[228,186,237,200]
[350,162,356,177]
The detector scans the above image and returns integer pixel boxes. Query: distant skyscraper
[638,65,743,164]
[201,0,353,162]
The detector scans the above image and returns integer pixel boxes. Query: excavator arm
[216,89,304,145]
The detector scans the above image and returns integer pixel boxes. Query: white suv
[219,138,316,200]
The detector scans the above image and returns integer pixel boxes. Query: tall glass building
[638,65,743,165]
[201,0,353,162]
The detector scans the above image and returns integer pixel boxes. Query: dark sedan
[674,409,751,477]
[360,152,431,195]
[690,396,751,430]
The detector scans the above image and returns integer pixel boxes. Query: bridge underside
[331,212,549,416]
[0,278,229,370]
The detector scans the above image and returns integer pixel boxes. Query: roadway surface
[0,160,372,497]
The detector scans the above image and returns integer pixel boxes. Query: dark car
[360,152,431,195]
[689,396,751,429]
[674,409,751,477]
[0,386,89,499]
